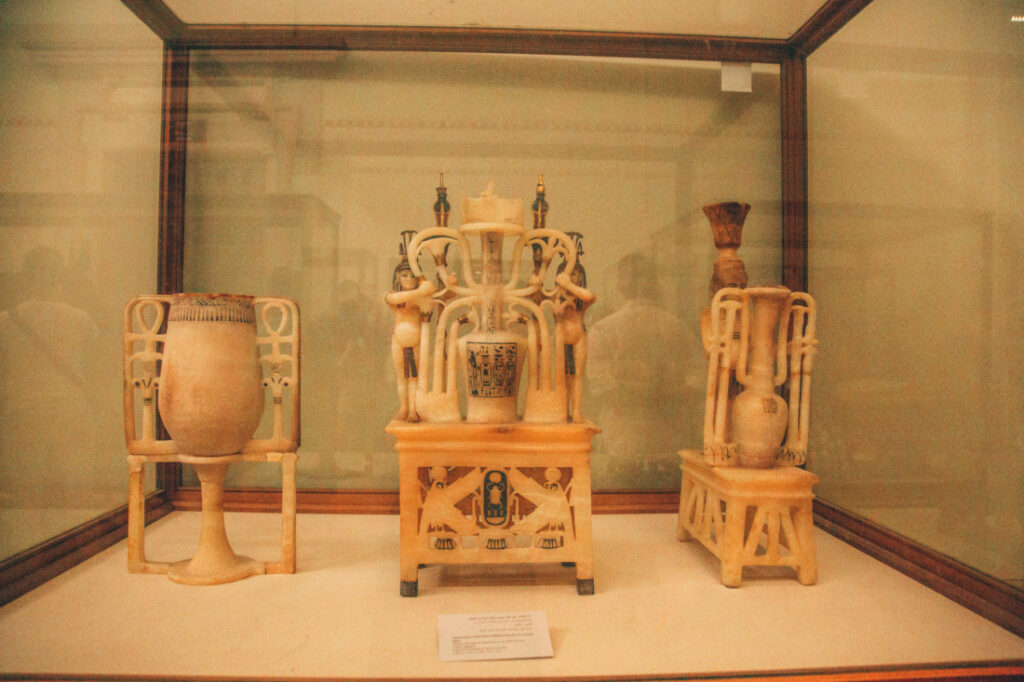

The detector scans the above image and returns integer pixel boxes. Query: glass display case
[0,1,163,564]
[0,0,1020,671]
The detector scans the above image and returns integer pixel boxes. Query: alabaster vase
[157,293,264,455]
[458,194,526,423]
[731,286,789,468]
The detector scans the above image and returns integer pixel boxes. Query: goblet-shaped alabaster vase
[159,294,265,583]
[125,293,300,585]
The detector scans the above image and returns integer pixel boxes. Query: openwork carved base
[388,421,598,596]
[676,450,817,587]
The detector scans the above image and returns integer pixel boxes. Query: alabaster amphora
[730,286,790,468]
[158,293,265,583]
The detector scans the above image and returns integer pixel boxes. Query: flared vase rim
[170,293,256,305]
[743,285,791,299]
[703,201,751,212]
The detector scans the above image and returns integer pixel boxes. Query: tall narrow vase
[158,293,264,455]
[458,188,526,424]
[459,230,524,423]
[731,286,789,468]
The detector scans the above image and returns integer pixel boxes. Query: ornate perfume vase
[730,286,790,468]
[459,210,526,422]
[703,282,817,468]
[386,177,595,425]
[157,293,264,455]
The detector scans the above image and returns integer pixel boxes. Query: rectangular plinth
[387,420,598,596]
[677,449,818,587]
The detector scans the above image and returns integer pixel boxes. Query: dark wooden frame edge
[0,493,173,607]
[2,660,1023,682]
[814,499,1024,638]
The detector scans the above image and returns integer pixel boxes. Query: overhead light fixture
[1012,15,1024,22]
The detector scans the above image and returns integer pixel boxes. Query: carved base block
[676,449,818,587]
[388,421,598,596]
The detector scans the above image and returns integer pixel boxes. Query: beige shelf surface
[1,512,1022,679]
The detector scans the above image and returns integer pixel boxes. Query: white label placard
[721,61,753,92]
[438,611,554,662]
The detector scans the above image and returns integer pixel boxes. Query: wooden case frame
[2,2,1020,662]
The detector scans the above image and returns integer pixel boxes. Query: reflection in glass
[183,50,782,491]
[808,1,1023,587]
[0,1,161,559]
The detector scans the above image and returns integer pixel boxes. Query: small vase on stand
[679,208,821,587]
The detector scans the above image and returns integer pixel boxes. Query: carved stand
[388,421,598,596]
[127,452,297,583]
[676,450,818,587]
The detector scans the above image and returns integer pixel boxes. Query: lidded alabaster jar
[157,293,264,455]
[457,185,527,423]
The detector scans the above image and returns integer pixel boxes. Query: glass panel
[0,1,162,559]
[164,0,826,40]
[808,1,1023,588]
[183,50,781,491]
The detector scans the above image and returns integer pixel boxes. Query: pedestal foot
[401,580,419,597]
[576,578,594,595]
[168,461,264,585]
[168,555,261,585]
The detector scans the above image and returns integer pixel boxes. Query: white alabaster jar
[458,183,526,423]
[158,293,264,455]
[731,286,790,468]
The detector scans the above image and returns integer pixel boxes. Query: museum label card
[437,611,554,661]
[721,61,753,92]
